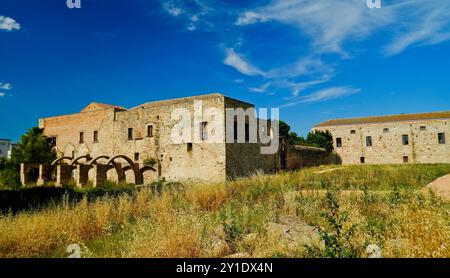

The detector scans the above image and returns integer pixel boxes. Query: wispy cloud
[281,86,361,107]
[236,0,393,54]
[0,92,5,97]
[236,0,450,56]
[282,77,332,99]
[249,82,271,93]
[384,1,450,56]
[223,48,265,76]
[0,16,21,31]
[0,83,12,90]
[161,0,215,32]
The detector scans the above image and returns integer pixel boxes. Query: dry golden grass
[0,164,449,258]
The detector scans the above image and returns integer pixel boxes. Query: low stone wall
[286,145,341,169]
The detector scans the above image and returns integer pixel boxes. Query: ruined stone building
[313,111,450,165]
[38,93,277,184]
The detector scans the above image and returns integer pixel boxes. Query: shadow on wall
[286,145,342,169]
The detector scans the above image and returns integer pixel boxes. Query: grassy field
[0,164,449,258]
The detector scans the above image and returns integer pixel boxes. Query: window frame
[79,132,84,144]
[336,137,342,148]
[147,125,154,138]
[128,128,134,140]
[438,132,446,144]
[402,134,409,145]
[200,121,208,141]
[366,136,373,147]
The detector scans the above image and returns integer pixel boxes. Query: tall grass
[0,164,449,258]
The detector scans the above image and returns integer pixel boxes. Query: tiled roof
[314,111,450,127]
[81,102,126,112]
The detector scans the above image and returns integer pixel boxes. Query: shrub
[305,190,358,258]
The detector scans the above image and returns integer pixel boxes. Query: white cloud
[384,1,450,56]
[282,86,360,107]
[161,0,215,32]
[236,0,450,56]
[0,92,5,97]
[0,16,21,31]
[223,48,265,76]
[282,77,332,99]
[249,82,271,93]
[0,83,12,90]
[266,56,333,79]
[236,0,393,54]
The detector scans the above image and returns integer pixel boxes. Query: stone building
[0,139,14,159]
[312,111,450,165]
[39,93,278,183]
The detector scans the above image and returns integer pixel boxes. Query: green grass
[0,164,449,258]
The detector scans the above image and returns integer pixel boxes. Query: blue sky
[1,0,450,141]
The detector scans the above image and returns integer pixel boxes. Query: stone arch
[105,155,142,184]
[51,157,73,167]
[140,165,157,184]
[70,154,92,166]
[63,143,76,158]
[88,155,110,166]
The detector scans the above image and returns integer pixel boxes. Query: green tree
[305,130,334,151]
[0,127,56,187]
[9,127,56,167]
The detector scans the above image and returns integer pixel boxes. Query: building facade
[312,111,450,165]
[0,139,13,159]
[39,93,277,183]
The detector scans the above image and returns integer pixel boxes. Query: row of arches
[20,155,156,187]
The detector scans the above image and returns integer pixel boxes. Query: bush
[305,190,358,258]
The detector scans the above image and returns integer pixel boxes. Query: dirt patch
[314,167,343,174]
[423,174,450,201]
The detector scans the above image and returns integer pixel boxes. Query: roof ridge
[315,110,450,127]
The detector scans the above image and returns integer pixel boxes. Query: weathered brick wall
[313,118,450,164]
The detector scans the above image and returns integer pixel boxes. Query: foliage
[305,190,358,258]
[279,121,334,151]
[9,127,56,167]
[0,127,56,188]
[305,130,334,151]
[143,157,157,168]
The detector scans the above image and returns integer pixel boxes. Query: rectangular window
[187,142,193,152]
[128,128,133,140]
[245,123,250,142]
[403,156,409,163]
[366,136,372,147]
[402,134,409,145]
[134,153,140,161]
[200,121,208,141]
[438,133,446,144]
[360,157,365,164]
[350,130,356,134]
[79,132,84,144]
[50,137,57,147]
[93,131,98,143]
[147,125,154,137]
[234,121,238,141]
[383,128,389,133]
[420,126,427,131]
[336,138,342,148]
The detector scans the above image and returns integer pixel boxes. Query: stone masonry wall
[313,118,450,165]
